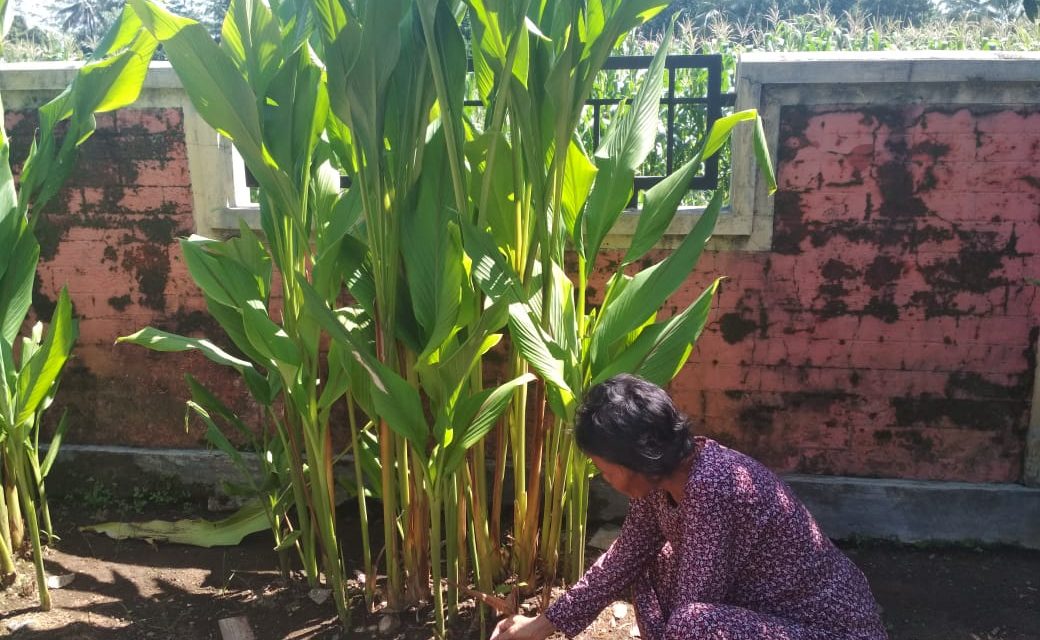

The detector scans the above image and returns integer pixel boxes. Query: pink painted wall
[652,105,1040,483]
[12,108,259,449]
[21,103,1040,483]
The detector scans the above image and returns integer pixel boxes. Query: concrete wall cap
[738,51,1040,85]
[0,61,178,92]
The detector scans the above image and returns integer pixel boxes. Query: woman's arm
[542,494,663,637]
[490,614,557,640]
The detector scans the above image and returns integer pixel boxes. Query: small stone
[612,602,628,619]
[5,618,35,632]
[46,573,76,589]
[309,588,332,605]
[588,524,621,550]
[378,614,401,635]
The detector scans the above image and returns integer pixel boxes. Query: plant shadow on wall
[102,0,775,636]
[0,0,164,613]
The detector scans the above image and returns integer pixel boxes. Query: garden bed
[1,496,1038,640]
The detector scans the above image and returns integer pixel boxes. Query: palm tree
[56,0,119,42]
[938,0,1024,20]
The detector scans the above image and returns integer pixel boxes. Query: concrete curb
[50,445,1040,549]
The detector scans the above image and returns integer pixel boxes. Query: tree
[937,0,1024,19]
[56,0,121,42]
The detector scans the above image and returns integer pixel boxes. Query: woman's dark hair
[575,374,695,477]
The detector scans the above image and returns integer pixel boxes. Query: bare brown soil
[1,499,1038,640]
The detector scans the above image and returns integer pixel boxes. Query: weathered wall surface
[17,59,1040,484]
[631,104,1040,483]
[12,106,257,449]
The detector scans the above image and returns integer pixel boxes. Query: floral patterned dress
[544,438,888,640]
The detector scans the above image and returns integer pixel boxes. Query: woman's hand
[489,613,556,640]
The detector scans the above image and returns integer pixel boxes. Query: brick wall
[608,104,1038,483]
[21,100,1040,483]
[13,107,258,448]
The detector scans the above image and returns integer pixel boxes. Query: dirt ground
[1,498,1038,640]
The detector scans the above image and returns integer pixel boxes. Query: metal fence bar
[250,54,736,194]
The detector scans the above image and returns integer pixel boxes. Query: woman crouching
[492,374,887,640]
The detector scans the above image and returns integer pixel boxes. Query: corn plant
[0,2,158,609]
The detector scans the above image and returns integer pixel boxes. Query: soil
[1,499,1038,640]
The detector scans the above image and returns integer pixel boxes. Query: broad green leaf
[601,18,673,169]
[221,0,283,98]
[0,0,13,43]
[185,374,256,443]
[0,231,38,345]
[221,221,273,301]
[443,372,535,474]
[81,499,270,547]
[202,297,270,372]
[118,327,255,370]
[404,128,456,343]
[753,113,779,194]
[188,400,253,480]
[240,300,302,382]
[507,302,573,407]
[623,151,703,267]
[131,0,296,212]
[15,288,77,426]
[582,19,674,265]
[368,360,429,460]
[180,237,265,309]
[592,279,721,386]
[0,98,18,232]
[38,409,69,478]
[460,219,525,305]
[561,137,597,247]
[701,109,758,163]
[590,190,724,359]
[318,340,351,412]
[263,47,328,189]
[0,334,13,408]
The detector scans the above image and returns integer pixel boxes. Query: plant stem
[430,488,446,639]
[0,475,14,577]
[15,460,49,610]
[347,398,374,608]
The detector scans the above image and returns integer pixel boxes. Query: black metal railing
[247,55,735,197]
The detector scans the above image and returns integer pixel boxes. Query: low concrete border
[51,445,1040,550]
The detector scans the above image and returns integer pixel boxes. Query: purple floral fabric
[544,438,888,640]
